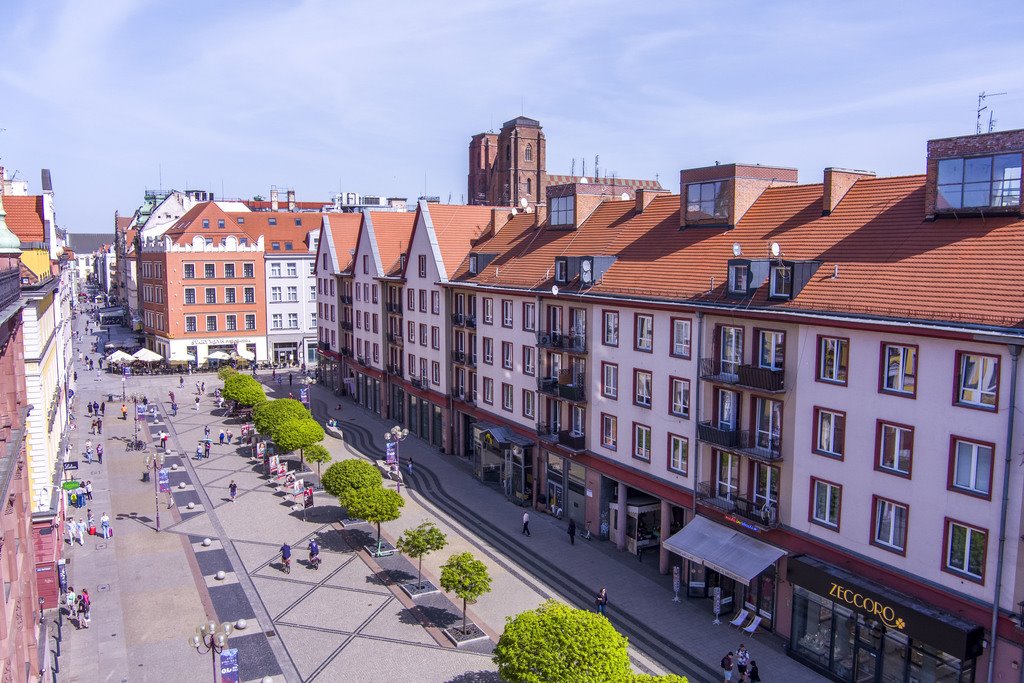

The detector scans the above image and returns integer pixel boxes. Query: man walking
[595,588,608,616]
[65,518,76,545]
[97,417,102,435]
[99,402,105,416]
[567,518,576,545]
[121,403,127,420]
[194,396,200,411]
[76,518,87,545]
[521,511,530,536]
[407,456,413,475]
[96,444,103,464]
[229,480,238,502]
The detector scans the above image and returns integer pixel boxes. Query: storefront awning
[663,516,785,586]
[474,423,533,448]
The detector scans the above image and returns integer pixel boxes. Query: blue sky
[1,0,1022,232]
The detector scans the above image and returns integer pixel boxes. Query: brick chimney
[822,168,874,215]
[490,208,512,235]
[680,163,798,228]
[635,188,670,213]
[270,187,279,211]
[533,202,547,227]
[287,189,296,212]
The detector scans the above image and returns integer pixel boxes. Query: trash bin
[142,470,150,483]
[108,394,114,402]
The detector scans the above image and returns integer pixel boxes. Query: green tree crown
[321,459,382,500]
[440,552,492,636]
[270,418,325,455]
[253,398,311,435]
[397,522,448,588]
[222,374,266,407]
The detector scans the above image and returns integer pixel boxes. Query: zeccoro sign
[828,582,905,630]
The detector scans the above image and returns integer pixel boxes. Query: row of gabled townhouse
[315,128,1024,682]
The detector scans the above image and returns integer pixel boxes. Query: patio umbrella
[133,348,163,362]
[168,352,195,364]
[106,350,134,364]
[235,348,255,361]
[207,351,231,361]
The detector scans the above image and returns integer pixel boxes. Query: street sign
[672,565,681,603]
[713,586,722,625]
[123,367,131,377]
[63,461,79,472]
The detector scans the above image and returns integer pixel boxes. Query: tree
[217,366,237,382]
[270,417,324,463]
[222,374,266,407]
[439,552,492,637]
[632,675,689,683]
[345,485,403,555]
[304,444,332,481]
[396,522,448,589]
[321,459,382,501]
[493,600,634,683]
[253,398,310,436]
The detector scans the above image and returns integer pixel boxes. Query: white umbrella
[106,350,134,364]
[133,348,163,362]
[207,351,231,361]
[168,352,195,364]
[235,348,255,361]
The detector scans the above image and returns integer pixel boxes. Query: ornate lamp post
[383,426,409,493]
[144,452,165,531]
[188,619,232,683]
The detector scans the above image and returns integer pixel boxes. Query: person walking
[736,644,750,682]
[85,481,93,501]
[87,403,93,417]
[595,588,608,616]
[521,511,530,536]
[161,432,169,450]
[747,661,760,683]
[96,443,103,463]
[407,456,413,475]
[720,651,735,682]
[195,445,203,460]
[288,373,293,386]
[201,381,205,394]
[64,586,76,619]
[97,417,102,435]
[65,518,76,545]
[179,376,184,388]
[121,403,127,420]
[219,429,225,445]
[567,518,577,545]
[79,590,91,629]
[204,442,211,458]
[75,518,86,546]
[100,512,110,539]
[229,480,237,502]
[99,402,105,416]
[194,396,200,411]
[204,425,211,439]
[226,429,233,445]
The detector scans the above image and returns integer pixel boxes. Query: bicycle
[126,438,148,452]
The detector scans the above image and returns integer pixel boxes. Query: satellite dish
[770,242,781,258]
[732,242,742,257]
[519,197,529,208]
[579,177,589,184]
[510,208,518,215]
[551,285,559,296]
[620,192,630,201]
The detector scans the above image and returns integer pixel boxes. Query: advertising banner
[158,468,170,493]
[219,648,239,683]
[385,440,397,464]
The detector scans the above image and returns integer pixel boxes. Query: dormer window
[269,217,277,226]
[686,181,727,221]
[285,242,293,251]
[295,218,302,226]
[202,219,210,229]
[551,196,574,226]
[555,259,568,284]
[237,217,245,224]
[728,264,748,294]
[469,254,479,274]
[769,264,792,298]
[217,219,225,228]
[271,242,280,251]
[937,153,1022,210]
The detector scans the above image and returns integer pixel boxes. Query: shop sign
[828,582,905,630]
[724,514,763,534]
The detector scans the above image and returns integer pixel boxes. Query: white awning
[662,516,786,586]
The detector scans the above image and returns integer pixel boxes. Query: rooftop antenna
[988,110,998,134]
[570,158,576,177]
[581,158,586,179]
[976,91,1007,134]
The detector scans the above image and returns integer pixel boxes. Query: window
[206,315,217,332]
[754,398,782,452]
[632,423,652,461]
[244,287,255,303]
[554,259,567,283]
[295,218,302,226]
[245,314,255,330]
[635,314,653,352]
[204,263,215,278]
[225,314,237,331]
[634,370,652,408]
[372,285,378,304]
[287,286,298,301]
[523,347,535,376]
[716,389,738,430]
[202,219,210,229]
[757,330,784,370]
[407,289,415,310]
[270,262,282,278]
[671,318,691,358]
[525,144,532,162]
[310,312,317,329]
[501,300,513,327]
[269,217,277,226]
[432,361,441,385]
[431,291,440,314]
[224,263,235,278]
[271,313,282,329]
[950,438,993,497]
[407,321,415,342]
[881,343,917,396]
[225,288,236,304]
[602,363,618,399]
[872,497,908,553]
[502,342,513,369]
[419,290,426,312]
[271,286,282,302]
[523,302,536,331]
[288,313,298,329]
[309,285,316,301]
[418,323,427,346]
[813,408,845,458]
[483,298,493,324]
[602,311,619,346]
[956,352,998,409]
[817,336,849,384]
[483,337,493,364]
[551,195,574,226]
[937,153,1022,210]
[877,421,913,476]
[686,181,726,220]
[418,255,426,278]
[945,520,987,581]
[483,377,494,404]
[184,288,196,305]
[719,326,743,376]
[205,288,216,304]
[668,435,688,475]
[523,390,535,419]
[769,265,792,298]
[669,378,690,418]
[286,263,297,277]
[468,255,478,274]
[601,414,617,449]
[810,479,841,530]
[728,264,748,294]
[243,263,254,278]
[185,316,197,332]
[502,383,513,411]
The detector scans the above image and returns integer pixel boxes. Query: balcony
[386,362,403,375]
[341,347,352,357]
[538,331,587,354]
[356,356,369,367]
[453,390,475,406]
[558,430,586,451]
[537,377,559,397]
[410,376,424,389]
[737,364,785,393]
[696,423,783,463]
[699,358,739,385]
[387,332,404,346]
[0,267,20,313]
[695,481,780,529]
[317,340,331,352]
[536,422,558,439]
[465,315,477,329]
[341,294,353,305]
[557,380,587,403]
[340,321,353,331]
[386,302,403,314]
[451,313,465,326]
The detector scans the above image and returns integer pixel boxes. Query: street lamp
[144,452,166,531]
[383,426,409,493]
[188,620,233,683]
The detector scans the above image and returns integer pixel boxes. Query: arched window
[506,144,511,163]
[526,178,532,195]
[525,144,533,162]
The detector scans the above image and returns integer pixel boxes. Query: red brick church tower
[468,116,546,206]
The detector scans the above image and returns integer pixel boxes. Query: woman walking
[595,588,608,616]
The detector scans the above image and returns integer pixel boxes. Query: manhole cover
[97,584,110,592]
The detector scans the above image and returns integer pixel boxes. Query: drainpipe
[692,312,704,517]
[989,344,1019,683]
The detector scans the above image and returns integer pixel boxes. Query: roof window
[686,181,727,222]
[269,217,277,226]
[728,263,748,294]
[217,219,225,228]
[202,219,210,229]
[284,242,293,251]
[469,254,479,275]
[294,218,302,226]
[769,264,792,298]
[271,242,280,251]
[237,217,245,224]
[937,153,1022,210]
[551,196,574,226]
[554,258,568,284]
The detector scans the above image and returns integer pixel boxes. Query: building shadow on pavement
[445,672,500,683]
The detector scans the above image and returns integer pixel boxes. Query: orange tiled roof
[115,216,133,232]
[366,212,415,276]
[3,195,45,242]
[460,176,1024,329]
[323,213,362,271]
[423,204,496,279]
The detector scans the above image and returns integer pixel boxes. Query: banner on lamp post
[158,468,170,493]
[219,647,239,683]
[385,440,397,464]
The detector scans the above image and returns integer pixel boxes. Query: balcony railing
[356,356,369,367]
[451,313,465,326]
[537,377,559,397]
[537,331,588,353]
[738,364,785,393]
[386,362,403,375]
[341,347,352,357]
[452,350,466,364]
[696,423,783,462]
[386,302,403,314]
[536,422,558,439]
[410,376,425,389]
[0,267,20,312]
[340,294,353,305]
[558,430,586,450]
[698,358,740,384]
[465,315,476,329]
[557,382,587,402]
[695,482,780,529]
[387,332,403,346]
[340,321,353,331]
[317,340,330,352]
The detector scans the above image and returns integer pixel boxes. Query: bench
[375,460,404,484]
